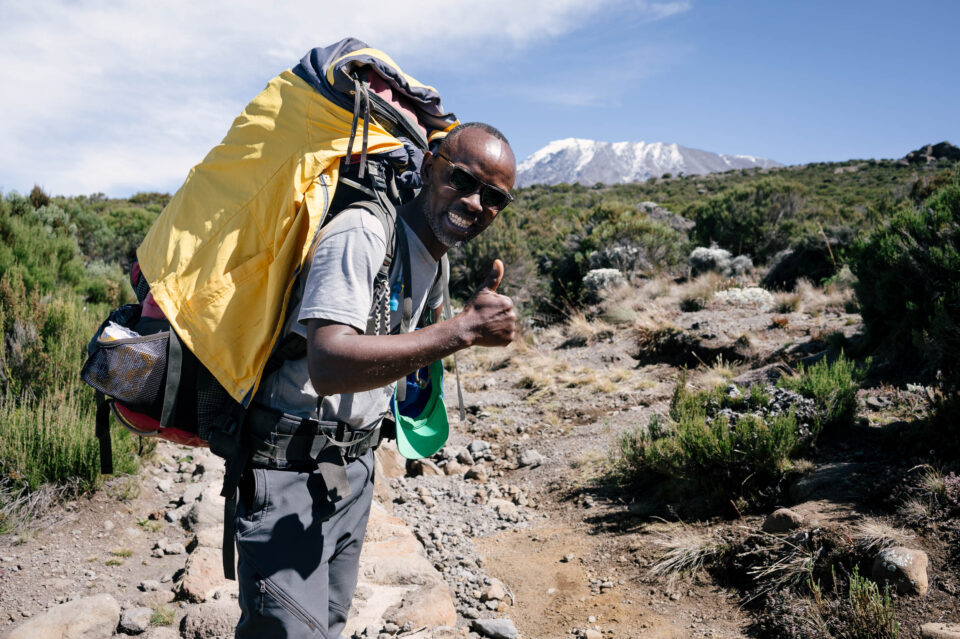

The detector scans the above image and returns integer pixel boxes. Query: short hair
[434,122,511,157]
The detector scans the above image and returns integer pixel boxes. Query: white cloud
[0,0,688,196]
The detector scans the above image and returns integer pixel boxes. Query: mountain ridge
[516,138,780,187]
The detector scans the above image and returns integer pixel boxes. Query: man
[234,122,517,638]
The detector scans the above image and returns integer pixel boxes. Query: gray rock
[762,508,805,533]
[119,606,153,634]
[582,268,625,297]
[154,539,186,556]
[790,463,867,503]
[3,593,119,639]
[138,580,162,592]
[180,601,240,639]
[156,478,173,493]
[468,440,491,456]
[181,483,204,505]
[873,547,929,596]
[517,450,544,468]
[638,201,695,233]
[472,618,519,639]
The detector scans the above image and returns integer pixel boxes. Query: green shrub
[777,352,861,439]
[842,566,899,639]
[620,378,800,509]
[851,176,960,390]
[687,178,807,262]
[0,392,148,494]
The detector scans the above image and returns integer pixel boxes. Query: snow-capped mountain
[516,138,780,187]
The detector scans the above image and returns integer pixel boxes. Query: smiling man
[235,122,518,638]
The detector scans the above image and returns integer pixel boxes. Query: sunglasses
[435,153,513,211]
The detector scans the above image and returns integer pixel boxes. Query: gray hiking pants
[234,450,375,639]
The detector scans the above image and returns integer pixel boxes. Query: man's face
[420,128,516,250]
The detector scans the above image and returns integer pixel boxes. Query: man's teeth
[448,212,473,228]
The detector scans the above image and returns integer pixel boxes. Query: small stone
[407,459,443,477]
[465,465,489,483]
[443,461,464,475]
[139,580,162,592]
[518,449,544,468]
[156,478,173,493]
[154,539,186,556]
[119,606,153,634]
[103,520,115,531]
[462,607,481,619]
[481,579,507,602]
[762,508,805,533]
[585,630,602,639]
[485,599,499,610]
[472,618,518,639]
[587,615,596,623]
[562,553,575,562]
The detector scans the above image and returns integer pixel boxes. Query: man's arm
[307,260,514,396]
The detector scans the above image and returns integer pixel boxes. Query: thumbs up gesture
[460,259,516,347]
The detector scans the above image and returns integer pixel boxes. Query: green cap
[394,360,450,459]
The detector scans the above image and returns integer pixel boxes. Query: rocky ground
[2,279,960,638]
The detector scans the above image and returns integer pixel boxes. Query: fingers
[480,259,504,293]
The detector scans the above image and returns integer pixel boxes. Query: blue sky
[1,0,958,198]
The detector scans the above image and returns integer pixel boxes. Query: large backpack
[80,38,458,578]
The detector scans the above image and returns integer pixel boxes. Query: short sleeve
[297,208,388,333]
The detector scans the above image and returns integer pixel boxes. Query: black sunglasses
[435,153,513,211]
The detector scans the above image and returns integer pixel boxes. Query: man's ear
[420,151,435,187]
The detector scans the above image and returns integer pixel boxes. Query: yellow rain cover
[137,39,457,404]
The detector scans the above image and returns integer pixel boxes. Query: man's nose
[461,189,483,214]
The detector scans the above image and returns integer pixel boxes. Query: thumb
[480,259,504,293]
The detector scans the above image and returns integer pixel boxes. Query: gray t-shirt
[253,207,442,429]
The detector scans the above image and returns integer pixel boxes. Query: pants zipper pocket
[259,577,321,632]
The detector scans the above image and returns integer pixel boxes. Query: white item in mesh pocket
[100,322,140,342]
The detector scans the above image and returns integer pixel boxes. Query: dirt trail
[6,291,954,638]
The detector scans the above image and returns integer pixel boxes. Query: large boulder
[176,546,225,603]
[383,583,457,629]
[689,246,753,277]
[2,594,119,639]
[638,201,695,233]
[872,546,929,596]
[180,601,240,639]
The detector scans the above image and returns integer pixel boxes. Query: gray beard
[424,203,465,250]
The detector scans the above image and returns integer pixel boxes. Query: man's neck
[398,200,446,262]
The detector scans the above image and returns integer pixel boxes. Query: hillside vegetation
[1,154,958,528]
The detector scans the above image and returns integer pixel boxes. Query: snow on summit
[516,139,780,187]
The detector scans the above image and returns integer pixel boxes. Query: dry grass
[741,530,814,600]
[647,525,727,584]
[0,481,72,534]
[678,272,726,311]
[695,355,737,390]
[897,497,931,524]
[851,520,915,554]
[563,311,614,345]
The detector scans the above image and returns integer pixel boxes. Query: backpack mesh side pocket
[81,331,169,409]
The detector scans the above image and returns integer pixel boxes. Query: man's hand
[458,259,517,347]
